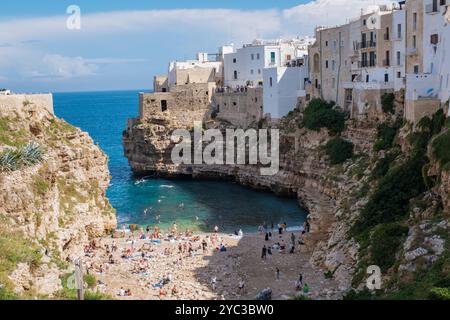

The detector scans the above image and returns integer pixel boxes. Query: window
[332,78,336,89]
[385,50,390,66]
[315,79,318,89]
[325,41,328,46]
[413,35,417,49]
[414,65,419,74]
[286,54,291,61]
[441,0,446,5]
[325,60,329,68]
[397,51,401,66]
[397,71,401,78]
[384,73,389,83]
[233,70,238,80]
[413,12,417,30]
[397,24,402,39]
[257,53,260,60]
[269,77,273,87]
[332,60,336,71]
[251,54,254,60]
[233,58,237,63]
[385,27,390,40]
[366,75,370,83]
[258,69,261,74]
[161,100,168,112]
[250,69,254,75]
[363,19,366,26]
[270,52,276,64]
[431,34,439,45]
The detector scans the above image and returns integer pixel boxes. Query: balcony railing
[407,47,418,55]
[357,41,377,49]
[358,60,376,68]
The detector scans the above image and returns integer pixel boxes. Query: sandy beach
[82,227,340,300]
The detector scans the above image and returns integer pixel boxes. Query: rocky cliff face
[123,107,381,291]
[0,98,116,297]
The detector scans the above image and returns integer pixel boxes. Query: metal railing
[357,41,377,49]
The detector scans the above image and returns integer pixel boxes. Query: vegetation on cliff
[349,110,449,299]
[325,137,354,165]
[302,98,346,135]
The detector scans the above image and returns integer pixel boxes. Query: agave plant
[20,141,44,166]
[0,141,44,172]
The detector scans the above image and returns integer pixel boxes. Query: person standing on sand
[238,279,245,295]
[276,267,280,280]
[214,225,219,233]
[261,245,267,260]
[299,273,303,286]
[202,239,208,254]
[291,233,296,247]
[265,232,269,241]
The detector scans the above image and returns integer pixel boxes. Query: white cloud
[41,54,98,79]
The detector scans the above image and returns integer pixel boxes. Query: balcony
[358,60,377,68]
[407,47,418,56]
[357,41,377,49]
[343,81,395,90]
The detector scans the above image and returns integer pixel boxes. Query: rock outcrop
[0,97,116,297]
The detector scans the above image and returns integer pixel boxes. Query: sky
[0,0,390,93]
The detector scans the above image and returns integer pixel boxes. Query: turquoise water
[53,90,306,233]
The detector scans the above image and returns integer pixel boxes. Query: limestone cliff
[0,97,116,297]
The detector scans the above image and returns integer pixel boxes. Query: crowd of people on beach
[81,214,314,299]
[258,218,312,295]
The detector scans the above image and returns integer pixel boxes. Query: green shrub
[325,138,354,165]
[370,150,398,180]
[432,130,450,170]
[373,119,403,151]
[352,153,427,233]
[369,223,409,272]
[342,289,375,300]
[84,274,97,289]
[428,287,450,300]
[381,93,395,114]
[302,98,346,135]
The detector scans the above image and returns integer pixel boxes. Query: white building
[404,0,450,121]
[223,38,314,88]
[0,89,11,95]
[168,51,223,87]
[263,56,309,119]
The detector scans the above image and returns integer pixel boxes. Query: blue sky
[0,0,389,92]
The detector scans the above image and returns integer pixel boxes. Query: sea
[53,90,307,233]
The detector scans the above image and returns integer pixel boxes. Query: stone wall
[405,98,441,124]
[212,87,263,128]
[0,94,53,115]
[139,83,216,123]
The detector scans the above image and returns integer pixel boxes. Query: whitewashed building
[404,0,450,122]
[168,51,224,87]
[263,56,309,119]
[223,38,314,88]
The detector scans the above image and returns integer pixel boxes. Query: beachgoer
[291,233,296,247]
[214,225,219,233]
[202,239,208,253]
[276,267,280,280]
[211,276,217,291]
[238,279,245,294]
[265,233,269,241]
[303,283,310,294]
[299,273,303,285]
[261,245,267,260]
